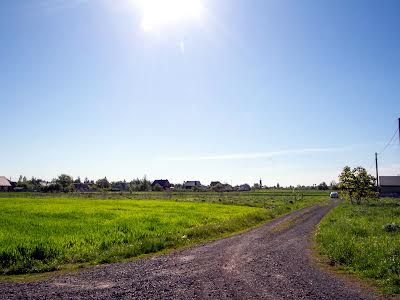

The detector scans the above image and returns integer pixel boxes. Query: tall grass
[0,193,326,275]
[316,199,400,295]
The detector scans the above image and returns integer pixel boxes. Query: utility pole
[375,152,379,188]
[398,117,400,144]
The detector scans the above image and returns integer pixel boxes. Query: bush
[383,223,400,233]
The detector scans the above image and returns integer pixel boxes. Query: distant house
[111,181,130,192]
[73,183,91,192]
[0,176,12,192]
[380,176,400,196]
[183,181,202,190]
[237,184,251,192]
[151,180,171,190]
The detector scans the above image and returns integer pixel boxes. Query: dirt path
[0,201,384,300]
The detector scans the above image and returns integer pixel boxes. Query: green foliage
[316,200,400,295]
[318,182,329,190]
[129,177,152,192]
[96,177,110,190]
[338,166,377,204]
[152,183,163,192]
[383,223,400,233]
[56,174,74,192]
[0,192,326,275]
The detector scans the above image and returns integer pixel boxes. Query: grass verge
[315,198,400,295]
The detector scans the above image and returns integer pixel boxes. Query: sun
[135,0,205,32]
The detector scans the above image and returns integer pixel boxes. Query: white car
[330,192,339,199]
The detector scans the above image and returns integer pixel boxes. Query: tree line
[12,174,339,193]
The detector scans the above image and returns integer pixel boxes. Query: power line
[378,128,399,155]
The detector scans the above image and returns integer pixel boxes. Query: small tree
[330,180,338,190]
[96,177,110,190]
[318,182,329,190]
[56,174,74,192]
[338,166,377,204]
[139,176,152,191]
[152,183,163,192]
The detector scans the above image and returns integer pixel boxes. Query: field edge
[0,198,327,283]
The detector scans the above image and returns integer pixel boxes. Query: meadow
[316,199,400,295]
[0,191,327,275]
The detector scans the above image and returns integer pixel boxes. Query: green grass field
[316,199,400,295]
[0,191,326,276]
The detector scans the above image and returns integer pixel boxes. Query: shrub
[383,223,400,233]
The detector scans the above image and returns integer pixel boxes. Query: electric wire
[378,128,399,155]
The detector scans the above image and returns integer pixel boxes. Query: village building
[73,183,92,192]
[379,176,400,196]
[110,181,130,192]
[237,184,251,192]
[183,181,202,190]
[0,176,12,192]
[151,180,172,190]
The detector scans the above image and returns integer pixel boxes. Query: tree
[96,177,110,189]
[44,182,63,193]
[56,174,74,190]
[139,176,152,191]
[318,182,329,190]
[338,166,377,204]
[330,180,338,190]
[152,183,163,192]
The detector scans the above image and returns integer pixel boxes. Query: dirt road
[0,201,383,299]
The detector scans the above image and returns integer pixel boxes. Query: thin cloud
[166,147,350,161]
[38,0,87,12]
[180,40,185,54]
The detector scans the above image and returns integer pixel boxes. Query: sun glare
[136,0,204,31]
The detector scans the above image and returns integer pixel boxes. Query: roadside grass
[0,192,326,276]
[316,199,400,295]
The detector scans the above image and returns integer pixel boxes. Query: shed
[379,176,400,196]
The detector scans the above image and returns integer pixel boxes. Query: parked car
[330,192,339,199]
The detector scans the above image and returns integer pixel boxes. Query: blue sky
[0,0,399,186]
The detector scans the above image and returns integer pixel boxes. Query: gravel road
[0,201,384,300]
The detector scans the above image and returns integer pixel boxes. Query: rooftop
[380,176,400,187]
[0,176,12,187]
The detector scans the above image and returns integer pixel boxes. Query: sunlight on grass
[316,199,400,295]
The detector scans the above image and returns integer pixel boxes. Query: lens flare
[136,0,204,31]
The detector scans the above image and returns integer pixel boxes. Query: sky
[0,0,399,186]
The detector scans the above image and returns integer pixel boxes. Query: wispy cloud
[38,0,87,12]
[166,147,350,161]
[179,40,185,54]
